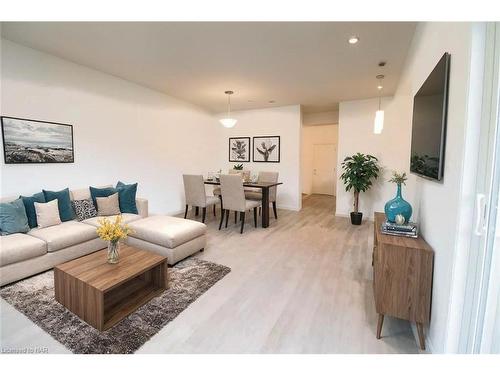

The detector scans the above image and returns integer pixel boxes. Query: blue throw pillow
[20,192,46,228]
[0,198,30,235]
[89,186,117,207]
[116,181,138,214]
[43,188,75,222]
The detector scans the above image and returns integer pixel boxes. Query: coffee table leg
[262,187,270,228]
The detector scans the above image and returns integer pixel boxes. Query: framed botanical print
[253,136,280,163]
[1,116,74,164]
[229,137,250,162]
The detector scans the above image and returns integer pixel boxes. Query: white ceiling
[1,22,416,113]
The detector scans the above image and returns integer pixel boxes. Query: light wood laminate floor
[0,195,419,354]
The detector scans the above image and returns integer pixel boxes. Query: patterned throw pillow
[71,199,97,221]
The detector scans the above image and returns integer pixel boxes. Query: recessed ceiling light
[348,36,359,44]
[377,85,383,90]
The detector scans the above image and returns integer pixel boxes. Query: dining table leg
[261,187,270,228]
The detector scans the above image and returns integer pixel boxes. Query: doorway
[312,143,337,195]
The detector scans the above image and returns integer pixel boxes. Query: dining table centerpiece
[96,215,133,264]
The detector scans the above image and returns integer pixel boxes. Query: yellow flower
[96,215,133,242]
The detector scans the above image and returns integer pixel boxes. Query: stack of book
[381,220,419,238]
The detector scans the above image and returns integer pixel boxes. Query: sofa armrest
[136,198,148,218]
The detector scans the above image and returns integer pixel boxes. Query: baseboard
[277,204,301,211]
[335,212,375,222]
[410,322,435,353]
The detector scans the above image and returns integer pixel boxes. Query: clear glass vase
[107,241,120,264]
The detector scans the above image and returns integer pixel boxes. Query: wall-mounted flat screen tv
[410,52,450,181]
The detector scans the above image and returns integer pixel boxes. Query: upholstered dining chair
[245,171,279,219]
[213,169,250,197]
[183,174,219,223]
[218,174,261,234]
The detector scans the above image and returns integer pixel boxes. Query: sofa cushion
[82,213,142,227]
[28,221,98,252]
[116,181,138,214]
[35,199,62,228]
[72,199,97,221]
[89,186,117,207]
[43,188,75,222]
[128,216,206,249]
[96,193,121,216]
[20,192,46,228]
[0,233,47,266]
[0,198,30,235]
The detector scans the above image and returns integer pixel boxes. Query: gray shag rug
[0,258,230,354]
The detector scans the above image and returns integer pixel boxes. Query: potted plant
[340,153,380,225]
[233,164,244,170]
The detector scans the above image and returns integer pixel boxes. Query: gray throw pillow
[72,199,98,221]
[96,193,121,216]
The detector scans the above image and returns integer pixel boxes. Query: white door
[459,22,500,353]
[312,144,337,195]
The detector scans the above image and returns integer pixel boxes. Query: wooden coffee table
[54,245,168,331]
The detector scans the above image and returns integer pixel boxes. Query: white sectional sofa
[0,186,207,286]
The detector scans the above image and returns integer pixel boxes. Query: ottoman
[126,216,207,265]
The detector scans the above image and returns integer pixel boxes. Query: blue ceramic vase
[384,183,412,223]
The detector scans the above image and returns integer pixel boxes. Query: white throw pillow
[96,193,121,216]
[34,199,62,228]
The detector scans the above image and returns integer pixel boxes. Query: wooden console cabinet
[373,212,434,350]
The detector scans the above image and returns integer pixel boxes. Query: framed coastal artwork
[229,137,250,162]
[253,136,280,163]
[1,116,74,164]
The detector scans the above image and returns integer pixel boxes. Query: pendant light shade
[374,75,384,134]
[220,90,237,128]
[374,110,384,134]
[220,118,238,128]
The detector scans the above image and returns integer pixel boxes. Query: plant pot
[350,212,363,225]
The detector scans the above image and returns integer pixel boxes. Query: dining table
[204,179,283,228]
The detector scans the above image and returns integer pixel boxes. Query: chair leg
[219,196,224,218]
[202,207,206,223]
[219,209,225,230]
[240,212,246,234]
[213,204,216,216]
[272,201,278,219]
[234,211,237,223]
[184,205,188,219]
[259,206,261,216]
[225,209,229,228]
[253,207,258,227]
[195,206,199,216]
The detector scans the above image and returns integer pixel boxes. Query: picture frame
[229,137,251,162]
[253,136,280,163]
[1,116,75,164]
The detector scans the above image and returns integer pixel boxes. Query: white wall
[0,40,219,215]
[214,105,302,211]
[336,96,412,218]
[337,22,478,353]
[301,124,338,195]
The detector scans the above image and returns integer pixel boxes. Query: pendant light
[374,75,384,134]
[220,90,237,128]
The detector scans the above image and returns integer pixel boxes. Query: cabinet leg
[376,314,384,339]
[416,322,426,350]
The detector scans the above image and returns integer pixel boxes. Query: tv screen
[410,52,450,181]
